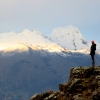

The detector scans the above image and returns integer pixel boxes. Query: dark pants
[91,54,95,66]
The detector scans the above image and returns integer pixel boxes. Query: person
[90,40,96,66]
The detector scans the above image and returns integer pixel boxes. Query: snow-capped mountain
[0,26,100,54]
[50,26,89,50]
[0,43,100,100]
[0,29,55,50]
[0,26,100,100]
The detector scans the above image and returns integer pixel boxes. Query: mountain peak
[52,26,80,35]
[22,29,31,33]
[50,26,88,50]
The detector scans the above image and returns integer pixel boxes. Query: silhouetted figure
[90,40,96,67]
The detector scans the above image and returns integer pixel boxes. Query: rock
[30,93,41,100]
[44,93,56,100]
[59,84,68,93]
[73,94,84,100]
[30,66,100,100]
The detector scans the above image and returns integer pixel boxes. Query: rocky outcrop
[30,66,100,100]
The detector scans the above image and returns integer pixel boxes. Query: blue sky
[0,0,100,42]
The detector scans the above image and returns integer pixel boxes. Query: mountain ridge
[0,26,100,53]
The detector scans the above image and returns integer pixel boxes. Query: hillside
[30,66,100,100]
[0,48,100,100]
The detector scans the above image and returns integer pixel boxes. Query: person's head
[91,40,95,44]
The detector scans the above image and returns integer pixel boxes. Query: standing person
[90,40,96,67]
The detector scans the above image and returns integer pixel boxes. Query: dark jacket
[90,43,96,55]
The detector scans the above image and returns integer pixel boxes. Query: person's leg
[91,55,94,66]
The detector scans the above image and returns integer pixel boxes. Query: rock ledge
[30,66,100,100]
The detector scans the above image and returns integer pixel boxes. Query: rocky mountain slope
[30,66,100,100]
